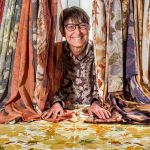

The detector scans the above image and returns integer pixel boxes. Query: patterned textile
[122,0,129,42]
[0,0,39,123]
[0,0,16,78]
[129,0,148,96]
[33,0,51,115]
[47,0,63,100]
[133,0,150,98]
[0,0,9,55]
[91,0,150,124]
[111,0,150,124]
[0,0,10,100]
[92,0,124,101]
[110,0,150,124]
[126,0,150,103]
[33,0,63,114]
[0,0,5,27]
[52,40,99,106]
[32,0,38,72]
[92,0,106,101]
[106,0,123,93]
[142,0,150,89]
[0,106,150,149]
[126,0,138,79]
[0,0,22,103]
[0,0,149,124]
[0,0,62,123]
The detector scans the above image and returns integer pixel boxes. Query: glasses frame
[64,22,89,32]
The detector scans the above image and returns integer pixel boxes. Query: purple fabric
[125,0,150,103]
[126,0,138,79]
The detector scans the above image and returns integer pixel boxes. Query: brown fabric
[47,0,63,101]
[0,0,39,123]
[0,0,62,124]
[33,0,51,115]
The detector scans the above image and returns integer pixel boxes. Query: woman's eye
[79,24,87,29]
[68,25,75,29]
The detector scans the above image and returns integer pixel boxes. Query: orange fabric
[0,0,39,123]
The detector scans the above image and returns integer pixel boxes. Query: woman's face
[63,19,90,56]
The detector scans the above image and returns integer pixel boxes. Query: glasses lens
[64,23,89,31]
[65,24,76,31]
[79,23,88,29]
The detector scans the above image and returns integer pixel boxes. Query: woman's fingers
[105,110,111,118]
[88,109,93,117]
[41,109,52,119]
[41,102,64,119]
[51,112,58,119]
[89,103,111,120]
[59,109,64,116]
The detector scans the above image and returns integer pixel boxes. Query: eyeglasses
[64,23,89,32]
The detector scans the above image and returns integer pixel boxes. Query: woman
[42,6,111,120]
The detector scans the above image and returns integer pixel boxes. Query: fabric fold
[0,0,39,123]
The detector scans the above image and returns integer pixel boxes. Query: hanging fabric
[92,0,107,103]
[0,0,22,104]
[0,0,40,123]
[0,0,5,27]
[33,0,63,115]
[133,0,150,98]
[32,0,38,73]
[106,0,123,93]
[0,0,63,123]
[33,0,52,115]
[142,0,150,89]
[125,0,147,103]
[88,0,150,124]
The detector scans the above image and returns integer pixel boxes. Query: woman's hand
[42,102,64,119]
[88,101,111,120]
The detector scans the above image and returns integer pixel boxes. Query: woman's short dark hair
[59,6,90,32]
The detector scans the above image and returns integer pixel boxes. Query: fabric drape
[142,0,150,89]
[92,0,107,103]
[33,0,51,115]
[0,0,62,123]
[106,0,123,93]
[0,0,22,104]
[90,0,150,124]
[0,0,5,27]
[0,0,39,123]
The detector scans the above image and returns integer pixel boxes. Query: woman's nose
[74,25,81,33]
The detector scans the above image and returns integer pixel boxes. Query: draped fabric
[0,0,22,104]
[33,0,51,115]
[0,0,62,123]
[91,0,150,124]
[92,0,107,103]
[32,0,38,73]
[0,0,149,124]
[33,0,63,115]
[142,0,150,90]
[0,0,5,27]
[0,0,16,88]
[106,0,123,93]
[0,0,39,123]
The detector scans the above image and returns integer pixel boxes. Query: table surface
[0,105,150,150]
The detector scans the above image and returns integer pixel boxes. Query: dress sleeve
[51,89,67,108]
